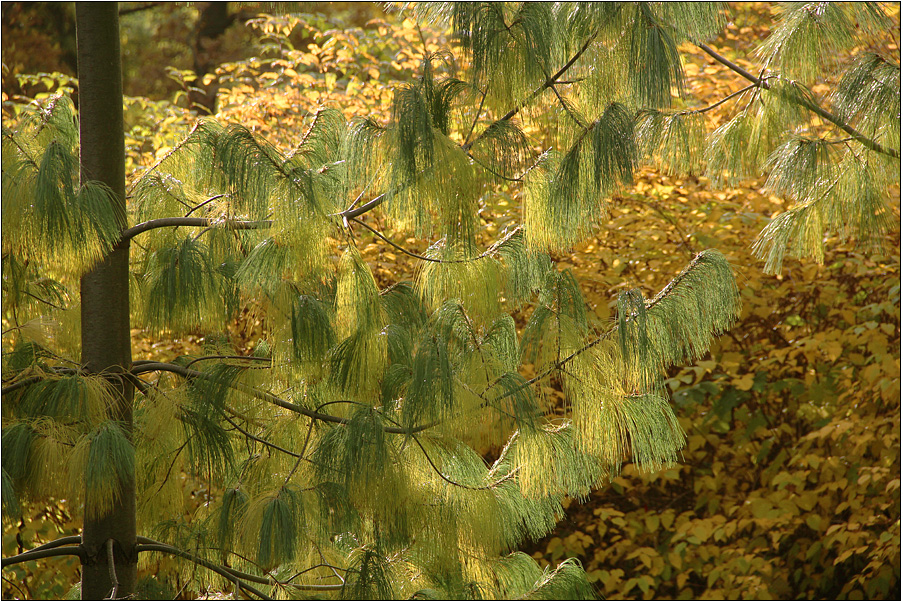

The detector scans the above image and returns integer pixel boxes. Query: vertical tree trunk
[75,3,137,599]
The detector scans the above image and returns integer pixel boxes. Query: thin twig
[185,194,226,217]
[222,414,304,459]
[410,434,519,491]
[676,83,758,116]
[462,86,489,148]
[463,8,618,152]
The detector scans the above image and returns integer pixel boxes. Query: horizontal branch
[134,542,271,600]
[136,537,344,594]
[119,217,273,243]
[129,362,430,435]
[1,366,81,396]
[30,535,83,552]
[1,546,84,568]
[183,355,272,370]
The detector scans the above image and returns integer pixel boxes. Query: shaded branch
[183,355,272,370]
[222,413,305,459]
[1,546,84,568]
[136,537,344,594]
[134,541,271,600]
[129,362,430,435]
[30,535,82,552]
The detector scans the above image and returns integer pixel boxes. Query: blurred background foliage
[1,1,899,599]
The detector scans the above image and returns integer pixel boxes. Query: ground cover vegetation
[1,1,899,599]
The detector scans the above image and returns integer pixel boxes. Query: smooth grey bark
[75,2,137,599]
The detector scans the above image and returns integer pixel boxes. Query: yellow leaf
[733,374,754,390]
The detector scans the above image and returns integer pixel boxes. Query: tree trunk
[75,3,137,599]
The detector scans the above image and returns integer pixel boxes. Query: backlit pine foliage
[2,2,898,598]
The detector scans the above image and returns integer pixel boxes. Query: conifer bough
[2,2,898,599]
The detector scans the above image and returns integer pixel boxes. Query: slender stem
[222,413,304,459]
[410,434,518,491]
[349,218,441,263]
[119,217,272,242]
[676,83,758,116]
[462,86,489,148]
[185,194,226,217]
[24,290,69,311]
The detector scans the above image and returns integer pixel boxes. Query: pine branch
[1,366,81,395]
[339,15,617,221]
[463,7,622,152]
[462,86,489,148]
[341,190,389,220]
[676,83,759,115]
[698,43,900,159]
[119,217,272,242]
[129,362,431,434]
[30,535,83,552]
[185,193,226,217]
[1,546,84,567]
[127,122,201,195]
[698,42,768,87]
[349,217,443,263]
[133,541,272,600]
[183,355,273,370]
[350,218,522,264]
[221,413,305,459]
[410,434,519,491]
[136,538,345,594]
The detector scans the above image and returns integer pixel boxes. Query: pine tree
[2,2,899,599]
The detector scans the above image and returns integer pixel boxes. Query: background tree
[2,2,899,599]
